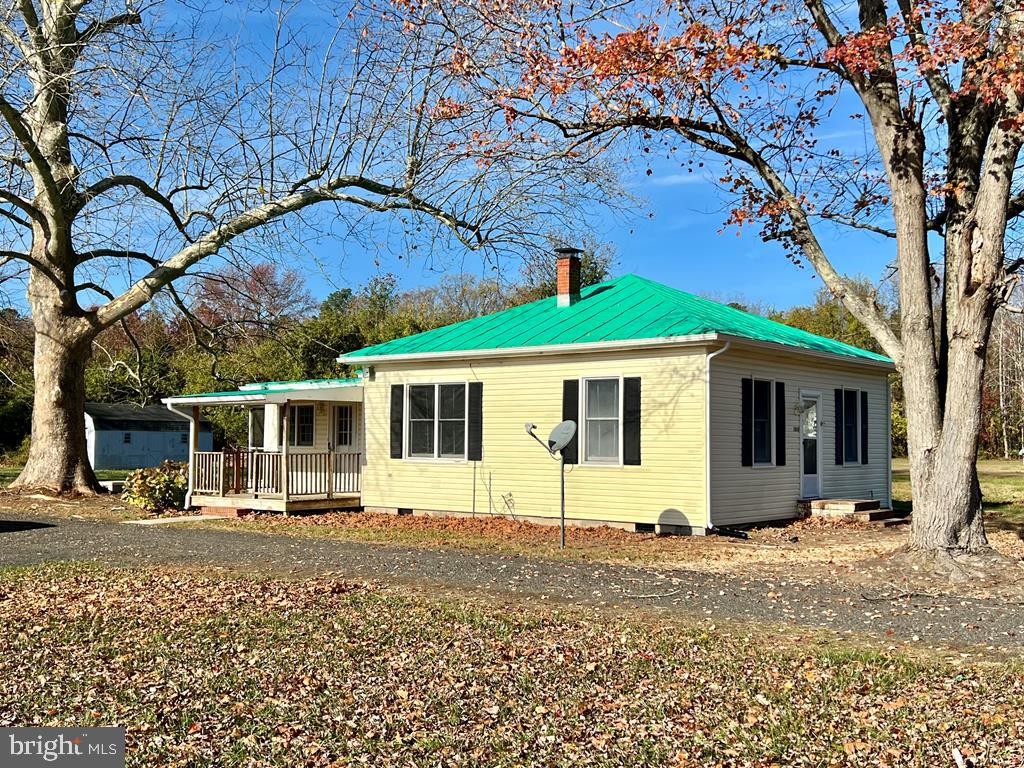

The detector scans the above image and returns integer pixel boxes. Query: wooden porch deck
[190,449,362,514]
[191,492,361,513]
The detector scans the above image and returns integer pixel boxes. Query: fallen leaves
[0,563,1022,767]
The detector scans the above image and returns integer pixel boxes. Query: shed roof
[84,402,212,430]
[338,274,891,366]
[86,402,190,423]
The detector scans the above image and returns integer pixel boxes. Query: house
[85,402,213,470]
[164,250,894,532]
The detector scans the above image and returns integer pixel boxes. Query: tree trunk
[906,274,995,555]
[10,277,100,494]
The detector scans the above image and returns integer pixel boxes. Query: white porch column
[263,403,281,451]
[187,405,199,508]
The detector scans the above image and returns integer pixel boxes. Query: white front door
[800,393,822,498]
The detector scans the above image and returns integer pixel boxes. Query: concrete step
[809,498,881,513]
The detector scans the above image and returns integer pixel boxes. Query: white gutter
[339,332,895,371]
[338,334,721,364]
[704,341,731,533]
[714,334,896,371]
[162,393,266,407]
[165,402,198,509]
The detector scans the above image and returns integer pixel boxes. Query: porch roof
[163,377,364,408]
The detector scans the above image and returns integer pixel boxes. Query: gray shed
[85,402,213,470]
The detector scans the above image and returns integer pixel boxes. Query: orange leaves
[554,20,771,104]
[429,97,470,120]
[823,24,897,75]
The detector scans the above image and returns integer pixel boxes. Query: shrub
[0,436,31,467]
[122,461,188,513]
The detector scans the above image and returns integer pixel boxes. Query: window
[287,405,315,447]
[250,408,265,449]
[843,389,859,464]
[123,432,132,445]
[180,432,188,445]
[335,405,353,447]
[752,379,773,465]
[407,383,466,459]
[584,377,620,463]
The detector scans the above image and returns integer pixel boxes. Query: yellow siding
[361,348,708,528]
[272,401,362,453]
[709,348,892,525]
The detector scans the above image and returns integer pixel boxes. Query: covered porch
[163,378,365,514]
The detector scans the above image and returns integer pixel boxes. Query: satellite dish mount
[525,420,577,549]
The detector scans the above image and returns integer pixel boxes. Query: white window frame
[334,404,355,449]
[287,404,315,448]
[841,387,861,466]
[580,375,624,467]
[403,382,469,463]
[751,377,775,468]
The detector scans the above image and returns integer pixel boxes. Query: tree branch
[76,175,190,236]
[93,176,483,329]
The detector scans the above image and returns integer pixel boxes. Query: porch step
[798,498,910,525]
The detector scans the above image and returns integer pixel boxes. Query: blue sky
[187,3,897,314]
[299,159,896,312]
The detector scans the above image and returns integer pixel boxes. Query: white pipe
[166,402,197,508]
[704,341,732,532]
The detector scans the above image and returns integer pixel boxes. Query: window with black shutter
[752,379,773,465]
[743,377,777,466]
[834,387,865,465]
[842,390,858,463]
[405,383,467,460]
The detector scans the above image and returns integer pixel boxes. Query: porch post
[327,447,335,500]
[281,400,290,512]
[188,405,199,507]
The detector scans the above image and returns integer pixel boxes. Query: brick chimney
[555,247,583,307]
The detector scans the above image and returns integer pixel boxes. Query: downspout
[166,402,197,509]
[704,341,731,533]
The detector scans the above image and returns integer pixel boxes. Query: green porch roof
[166,378,362,402]
[340,274,891,364]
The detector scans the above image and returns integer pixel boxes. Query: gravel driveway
[2,511,1022,654]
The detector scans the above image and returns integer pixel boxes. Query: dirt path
[2,509,1022,654]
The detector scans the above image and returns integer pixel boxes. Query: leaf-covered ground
[1,563,1021,767]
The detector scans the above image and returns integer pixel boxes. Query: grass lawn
[0,562,1021,767]
[892,457,1024,533]
[0,465,131,486]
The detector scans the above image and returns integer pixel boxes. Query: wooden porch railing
[194,451,223,494]
[193,449,361,499]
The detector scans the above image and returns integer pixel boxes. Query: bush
[0,435,30,467]
[122,461,188,513]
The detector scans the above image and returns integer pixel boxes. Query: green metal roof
[238,377,361,392]
[340,274,891,364]
[166,378,362,402]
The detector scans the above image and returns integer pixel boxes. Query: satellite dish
[547,420,577,453]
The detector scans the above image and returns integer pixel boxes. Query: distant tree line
[0,242,614,458]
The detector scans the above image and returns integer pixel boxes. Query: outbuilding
[85,402,213,470]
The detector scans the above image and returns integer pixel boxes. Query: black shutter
[623,377,641,466]
[467,382,483,461]
[561,379,579,464]
[834,388,844,465]
[741,378,753,467]
[389,384,404,459]
[775,381,786,466]
[860,390,869,464]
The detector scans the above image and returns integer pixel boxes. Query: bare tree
[0,0,616,491]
